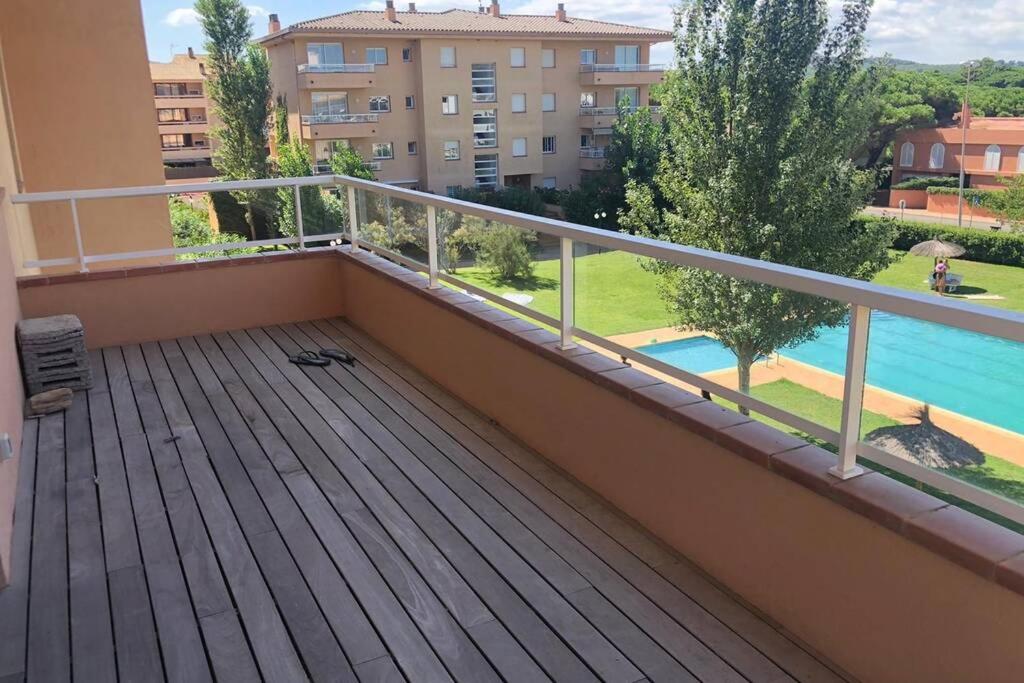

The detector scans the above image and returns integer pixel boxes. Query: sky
[141,0,1024,67]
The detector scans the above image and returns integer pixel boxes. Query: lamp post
[957,60,977,228]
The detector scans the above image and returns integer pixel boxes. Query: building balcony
[579,146,608,170]
[297,63,376,89]
[7,175,1024,683]
[578,106,661,130]
[153,93,206,109]
[301,113,379,140]
[579,63,666,86]
[157,119,209,135]
[160,144,212,161]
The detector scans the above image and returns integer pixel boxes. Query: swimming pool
[636,312,1024,434]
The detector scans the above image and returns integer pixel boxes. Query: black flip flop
[289,350,331,367]
[319,348,356,366]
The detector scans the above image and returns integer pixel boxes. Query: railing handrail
[297,63,375,73]
[580,63,666,73]
[579,106,661,116]
[301,113,380,124]
[579,147,608,158]
[154,93,204,98]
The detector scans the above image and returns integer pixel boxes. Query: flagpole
[957,61,975,228]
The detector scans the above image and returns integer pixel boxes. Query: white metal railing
[579,147,608,159]
[301,113,380,125]
[579,106,662,117]
[155,93,204,99]
[297,63,375,73]
[580,63,666,73]
[11,174,1024,527]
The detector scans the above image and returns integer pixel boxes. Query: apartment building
[150,49,219,181]
[260,1,671,194]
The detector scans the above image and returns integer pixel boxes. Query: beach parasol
[909,239,966,259]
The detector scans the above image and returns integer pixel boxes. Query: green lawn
[715,379,1024,531]
[874,252,1024,313]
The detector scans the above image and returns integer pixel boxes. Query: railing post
[293,184,305,250]
[69,198,87,273]
[426,205,440,289]
[559,237,576,350]
[832,304,870,480]
[346,185,359,251]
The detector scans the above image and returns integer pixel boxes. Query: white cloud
[246,5,269,18]
[164,7,199,27]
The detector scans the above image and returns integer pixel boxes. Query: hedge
[855,215,1024,267]
[926,186,996,206]
[892,176,959,190]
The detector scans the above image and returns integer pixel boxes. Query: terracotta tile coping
[18,247,1024,599]
[16,248,338,288]
[343,250,1024,599]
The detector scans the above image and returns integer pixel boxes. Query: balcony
[580,63,666,86]
[301,113,379,140]
[579,146,608,170]
[579,105,661,130]
[157,119,209,135]
[7,176,1024,683]
[153,93,206,109]
[297,63,376,90]
[161,144,212,161]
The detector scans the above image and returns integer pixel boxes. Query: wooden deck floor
[0,318,847,682]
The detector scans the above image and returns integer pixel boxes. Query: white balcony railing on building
[579,106,662,117]
[579,147,608,159]
[155,93,204,99]
[297,63,375,74]
[301,113,380,125]
[579,63,666,73]
[11,174,1024,529]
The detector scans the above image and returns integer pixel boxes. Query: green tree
[274,94,290,145]
[196,0,273,240]
[274,139,340,238]
[988,175,1024,230]
[623,0,896,409]
[329,146,376,180]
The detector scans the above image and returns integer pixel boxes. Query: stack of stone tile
[16,314,92,396]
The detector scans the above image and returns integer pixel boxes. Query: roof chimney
[187,46,195,59]
[555,3,567,21]
[385,0,398,22]
[267,13,281,33]
[408,2,417,12]
[489,0,500,17]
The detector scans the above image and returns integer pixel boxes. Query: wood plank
[244,326,609,682]
[199,609,263,683]
[353,656,405,683]
[173,336,388,668]
[329,319,842,682]
[0,419,37,679]
[108,565,166,683]
[148,340,308,682]
[26,411,70,682]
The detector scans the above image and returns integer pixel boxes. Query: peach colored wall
[0,189,23,588]
[927,192,998,219]
[888,188,928,209]
[18,256,346,349]
[892,127,1023,187]
[341,260,1024,683]
[0,0,172,273]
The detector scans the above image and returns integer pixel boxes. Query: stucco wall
[0,187,22,587]
[341,257,1024,683]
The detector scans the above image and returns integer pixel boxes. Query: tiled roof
[150,53,208,81]
[969,117,1024,131]
[270,9,671,40]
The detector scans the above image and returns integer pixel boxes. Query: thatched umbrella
[864,406,984,470]
[909,239,966,259]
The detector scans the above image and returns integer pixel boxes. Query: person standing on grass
[935,259,949,294]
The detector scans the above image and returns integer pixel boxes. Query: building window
[366,47,388,65]
[314,139,350,171]
[473,109,497,148]
[307,42,344,65]
[542,49,555,68]
[372,142,394,159]
[402,47,413,63]
[441,94,459,115]
[580,92,596,109]
[510,47,526,68]
[542,176,556,189]
[615,87,639,109]
[929,143,945,170]
[446,185,462,197]
[512,137,527,157]
[312,92,348,116]
[157,108,187,122]
[405,95,415,109]
[984,144,1002,171]
[369,96,391,113]
[161,134,186,149]
[155,82,190,96]
[542,136,556,154]
[444,140,460,160]
[615,45,640,66]
[475,154,498,189]
[511,93,526,113]
[440,46,456,68]
[580,134,592,148]
[899,142,915,168]
[1018,147,1024,172]
[408,141,418,156]
[580,49,596,65]
[542,94,556,112]
[472,63,497,103]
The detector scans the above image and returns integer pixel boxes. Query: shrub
[457,217,536,280]
[169,198,259,259]
[925,186,996,205]
[452,186,546,217]
[855,215,1024,266]
[892,176,959,190]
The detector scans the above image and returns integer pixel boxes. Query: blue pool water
[637,312,1024,434]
